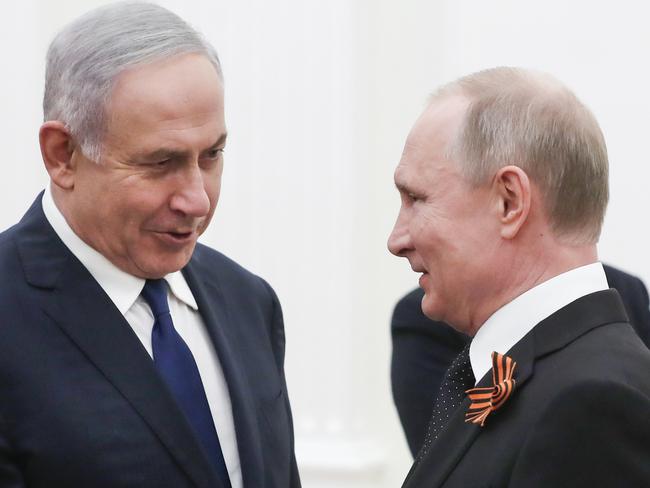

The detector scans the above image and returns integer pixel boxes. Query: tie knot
[141,279,170,318]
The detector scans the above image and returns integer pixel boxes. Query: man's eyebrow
[212,133,227,147]
[203,133,227,151]
[140,148,186,161]
[138,133,228,161]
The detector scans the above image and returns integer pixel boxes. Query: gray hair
[435,67,608,245]
[43,1,222,162]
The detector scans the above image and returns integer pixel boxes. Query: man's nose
[387,210,411,257]
[169,166,211,218]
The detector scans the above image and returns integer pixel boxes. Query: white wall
[2,1,649,487]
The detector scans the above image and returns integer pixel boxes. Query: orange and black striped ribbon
[465,351,516,427]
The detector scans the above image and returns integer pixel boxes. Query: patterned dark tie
[417,342,475,460]
[141,279,231,487]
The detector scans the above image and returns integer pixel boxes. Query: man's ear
[39,121,78,190]
[493,165,531,239]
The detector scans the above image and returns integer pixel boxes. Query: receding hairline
[108,51,224,96]
[423,66,609,245]
[429,67,570,103]
[427,68,591,173]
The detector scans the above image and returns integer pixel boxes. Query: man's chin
[132,249,195,279]
[421,296,473,336]
[420,293,443,321]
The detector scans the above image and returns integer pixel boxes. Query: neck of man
[465,238,598,337]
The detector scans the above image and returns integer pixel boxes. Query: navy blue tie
[141,279,231,487]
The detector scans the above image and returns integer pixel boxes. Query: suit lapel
[15,197,223,488]
[403,289,627,488]
[183,253,265,488]
[402,395,481,488]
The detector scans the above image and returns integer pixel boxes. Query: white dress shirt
[469,262,609,384]
[42,185,243,488]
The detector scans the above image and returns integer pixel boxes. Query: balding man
[388,67,650,487]
[0,3,299,487]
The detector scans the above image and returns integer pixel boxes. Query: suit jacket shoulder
[187,243,286,369]
[191,243,266,288]
[603,264,650,345]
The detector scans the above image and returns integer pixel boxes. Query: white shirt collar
[42,185,198,314]
[469,262,608,384]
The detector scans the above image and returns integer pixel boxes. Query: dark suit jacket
[391,264,650,457]
[401,290,650,487]
[0,196,300,488]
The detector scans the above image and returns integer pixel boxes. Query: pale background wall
[2,1,649,486]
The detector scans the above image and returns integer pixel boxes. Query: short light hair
[435,67,608,245]
[43,1,222,162]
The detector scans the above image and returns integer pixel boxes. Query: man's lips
[418,271,429,287]
[152,229,197,245]
[168,231,192,239]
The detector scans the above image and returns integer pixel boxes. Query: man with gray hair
[388,67,650,486]
[0,3,300,487]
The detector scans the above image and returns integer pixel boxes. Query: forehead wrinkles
[105,54,223,126]
[397,127,449,184]
[399,96,470,183]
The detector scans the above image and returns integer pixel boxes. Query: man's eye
[206,148,224,159]
[408,192,420,202]
[153,159,171,166]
